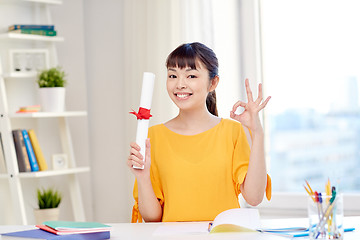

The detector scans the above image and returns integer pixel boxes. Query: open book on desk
[209,208,261,233]
[209,208,355,237]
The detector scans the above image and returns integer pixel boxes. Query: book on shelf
[28,129,48,171]
[0,133,7,173]
[1,229,110,240]
[12,130,31,172]
[36,221,111,235]
[9,29,57,37]
[8,24,55,31]
[22,130,39,172]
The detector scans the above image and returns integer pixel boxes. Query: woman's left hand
[230,79,271,132]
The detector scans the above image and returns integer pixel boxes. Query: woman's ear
[209,76,219,92]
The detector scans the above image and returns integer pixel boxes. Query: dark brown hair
[166,42,219,116]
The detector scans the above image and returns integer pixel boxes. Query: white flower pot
[34,208,60,225]
[39,87,66,112]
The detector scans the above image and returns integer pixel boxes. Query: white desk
[1,217,359,240]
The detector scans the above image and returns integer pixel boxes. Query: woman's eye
[168,75,177,78]
[188,75,196,79]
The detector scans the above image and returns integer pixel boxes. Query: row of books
[1,221,111,240]
[8,24,57,37]
[12,129,48,172]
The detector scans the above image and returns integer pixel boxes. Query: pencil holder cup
[308,193,343,240]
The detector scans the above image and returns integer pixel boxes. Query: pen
[325,179,331,232]
[314,191,321,221]
[318,192,324,216]
[208,222,213,232]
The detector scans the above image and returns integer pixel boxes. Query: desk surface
[1,217,359,240]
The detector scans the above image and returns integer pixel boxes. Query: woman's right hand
[127,138,151,180]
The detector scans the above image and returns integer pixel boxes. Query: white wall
[51,0,93,221]
[83,0,134,223]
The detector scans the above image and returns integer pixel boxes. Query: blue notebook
[1,229,110,240]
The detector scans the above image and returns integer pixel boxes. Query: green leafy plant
[37,67,67,88]
[37,188,62,209]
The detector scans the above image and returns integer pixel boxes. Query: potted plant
[34,188,62,225]
[37,67,67,112]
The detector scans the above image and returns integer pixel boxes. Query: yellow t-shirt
[132,118,271,222]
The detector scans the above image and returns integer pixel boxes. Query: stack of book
[8,24,57,37]
[16,105,41,113]
[12,129,48,172]
[1,221,111,240]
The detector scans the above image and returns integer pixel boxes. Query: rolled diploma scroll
[133,72,155,169]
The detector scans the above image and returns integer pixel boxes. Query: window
[261,0,360,194]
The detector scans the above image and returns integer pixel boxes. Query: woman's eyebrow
[167,67,198,72]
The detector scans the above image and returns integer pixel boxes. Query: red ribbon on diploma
[129,107,152,120]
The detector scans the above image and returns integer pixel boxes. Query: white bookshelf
[0,0,89,225]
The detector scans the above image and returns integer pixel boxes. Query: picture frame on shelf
[52,153,69,170]
[8,49,50,76]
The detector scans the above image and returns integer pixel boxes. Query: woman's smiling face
[167,60,213,112]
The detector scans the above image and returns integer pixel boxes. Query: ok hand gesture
[230,79,271,133]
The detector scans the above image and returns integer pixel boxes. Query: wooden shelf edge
[10,111,88,118]
[18,167,90,178]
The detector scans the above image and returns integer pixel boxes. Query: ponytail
[206,90,218,116]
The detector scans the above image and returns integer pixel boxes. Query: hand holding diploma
[129,72,155,169]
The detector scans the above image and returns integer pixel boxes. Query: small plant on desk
[34,188,62,224]
[37,188,62,209]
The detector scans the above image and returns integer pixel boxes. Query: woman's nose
[176,77,186,89]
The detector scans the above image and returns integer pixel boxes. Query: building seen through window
[261,0,360,193]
